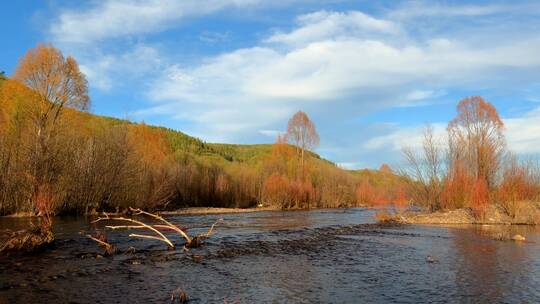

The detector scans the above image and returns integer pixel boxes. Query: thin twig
[201,218,223,237]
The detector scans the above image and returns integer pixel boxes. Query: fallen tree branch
[88,209,223,251]
[96,215,175,249]
[129,207,192,244]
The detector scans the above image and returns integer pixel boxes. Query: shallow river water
[1,208,539,303]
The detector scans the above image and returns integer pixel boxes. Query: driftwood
[90,207,223,251]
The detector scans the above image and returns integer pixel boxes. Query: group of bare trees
[401,96,540,218]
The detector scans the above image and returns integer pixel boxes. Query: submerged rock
[426,255,438,263]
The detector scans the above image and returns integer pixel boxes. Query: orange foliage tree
[470,178,489,219]
[12,44,89,223]
[262,173,291,208]
[126,123,176,209]
[356,179,376,205]
[496,156,539,217]
[379,164,393,174]
[393,186,408,212]
[448,96,505,189]
[440,160,475,210]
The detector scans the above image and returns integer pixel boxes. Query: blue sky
[2,1,540,169]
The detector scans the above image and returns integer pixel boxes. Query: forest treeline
[0,44,406,216]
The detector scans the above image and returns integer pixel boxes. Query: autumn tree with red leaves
[356,179,376,205]
[448,96,505,189]
[262,173,291,209]
[379,164,393,174]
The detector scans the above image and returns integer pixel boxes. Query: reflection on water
[451,225,540,302]
[0,209,539,303]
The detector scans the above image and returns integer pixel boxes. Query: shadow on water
[0,208,539,303]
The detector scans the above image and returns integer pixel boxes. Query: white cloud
[405,90,438,101]
[152,36,540,105]
[364,123,447,152]
[141,8,540,144]
[259,129,283,137]
[47,2,540,166]
[50,0,265,43]
[266,10,400,46]
[78,44,162,90]
[389,2,539,19]
[506,108,540,154]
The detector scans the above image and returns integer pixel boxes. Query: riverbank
[401,203,540,225]
[161,206,280,215]
[1,206,282,218]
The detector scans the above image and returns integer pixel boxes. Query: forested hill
[78,114,326,165]
[0,64,406,216]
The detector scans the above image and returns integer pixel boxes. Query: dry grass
[374,210,404,224]
[0,224,54,254]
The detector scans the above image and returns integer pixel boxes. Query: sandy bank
[402,203,540,225]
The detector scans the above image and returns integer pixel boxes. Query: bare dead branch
[129,207,191,243]
[87,208,223,250]
[102,216,175,249]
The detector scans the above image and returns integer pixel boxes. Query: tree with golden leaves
[287,111,319,181]
[13,43,89,132]
[448,96,505,189]
[12,44,89,223]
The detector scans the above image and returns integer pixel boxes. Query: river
[1,208,539,303]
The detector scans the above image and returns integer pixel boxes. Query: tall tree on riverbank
[13,44,89,221]
[447,96,505,189]
[287,111,319,181]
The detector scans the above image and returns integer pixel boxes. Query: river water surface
[1,208,539,303]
